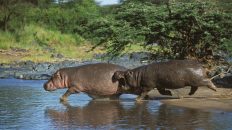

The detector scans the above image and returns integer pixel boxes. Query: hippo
[112,60,217,101]
[44,63,127,101]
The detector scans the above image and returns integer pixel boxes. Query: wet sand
[147,87,232,112]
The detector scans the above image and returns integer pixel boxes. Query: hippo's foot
[118,84,129,91]
[207,83,217,92]
[144,95,150,100]
[136,91,149,102]
[199,80,217,92]
[188,92,195,95]
[135,97,144,102]
[157,88,172,96]
[166,90,172,96]
[60,96,68,102]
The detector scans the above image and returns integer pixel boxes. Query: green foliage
[0,0,231,63]
[0,0,101,57]
[90,1,232,61]
[85,17,144,57]
[28,0,101,34]
[0,0,101,34]
[0,0,33,31]
[0,31,17,49]
[20,24,84,46]
[0,24,85,49]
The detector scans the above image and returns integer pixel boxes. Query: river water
[0,79,232,130]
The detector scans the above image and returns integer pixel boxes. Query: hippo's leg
[198,79,217,91]
[157,88,172,96]
[189,86,198,95]
[60,87,79,102]
[136,91,149,102]
[206,81,217,91]
[110,94,122,100]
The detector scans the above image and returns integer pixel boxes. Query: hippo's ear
[126,70,133,77]
[54,72,61,79]
[112,71,125,82]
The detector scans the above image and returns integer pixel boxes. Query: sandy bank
[147,87,232,112]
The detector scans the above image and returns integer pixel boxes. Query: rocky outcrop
[0,52,150,80]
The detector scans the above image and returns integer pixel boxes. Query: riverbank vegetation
[0,0,231,63]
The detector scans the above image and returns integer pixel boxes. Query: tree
[0,0,37,31]
[91,1,232,61]
[31,0,100,34]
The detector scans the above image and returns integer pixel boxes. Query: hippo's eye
[53,72,60,79]
[57,74,63,80]
[55,74,61,79]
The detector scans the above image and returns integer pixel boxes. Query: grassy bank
[0,24,145,63]
[0,24,103,63]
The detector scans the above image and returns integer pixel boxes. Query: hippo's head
[44,70,65,91]
[113,70,137,88]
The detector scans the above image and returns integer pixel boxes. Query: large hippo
[113,60,217,101]
[44,63,126,101]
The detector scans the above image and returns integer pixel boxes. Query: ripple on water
[0,78,232,130]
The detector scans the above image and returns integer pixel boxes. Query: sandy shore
[161,98,232,112]
[147,87,232,112]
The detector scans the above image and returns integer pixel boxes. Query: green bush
[92,1,232,61]
[0,24,85,50]
[20,24,84,47]
[0,31,17,49]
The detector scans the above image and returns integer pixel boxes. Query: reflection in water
[45,100,232,130]
[45,101,122,129]
[0,79,232,130]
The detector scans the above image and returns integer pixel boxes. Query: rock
[93,52,154,66]
[15,73,24,79]
[43,47,55,52]
[16,60,35,70]
[227,57,232,63]
[33,63,51,72]
[107,53,151,69]
[21,74,51,80]
[10,47,27,52]
[93,53,105,59]
[213,75,232,88]
[51,53,64,58]
[129,52,155,62]
[0,72,11,79]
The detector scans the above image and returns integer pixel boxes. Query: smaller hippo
[113,60,217,101]
[44,63,126,101]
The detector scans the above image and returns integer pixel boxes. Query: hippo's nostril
[44,82,49,90]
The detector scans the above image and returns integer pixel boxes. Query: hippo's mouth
[46,86,58,91]
[44,83,57,91]
[47,88,56,92]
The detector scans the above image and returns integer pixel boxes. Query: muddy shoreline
[0,52,231,88]
[0,53,151,80]
[161,98,232,112]
[146,87,232,112]
[0,53,231,112]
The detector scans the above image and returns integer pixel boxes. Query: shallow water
[0,79,232,130]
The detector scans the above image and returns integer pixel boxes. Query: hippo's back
[145,60,207,88]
